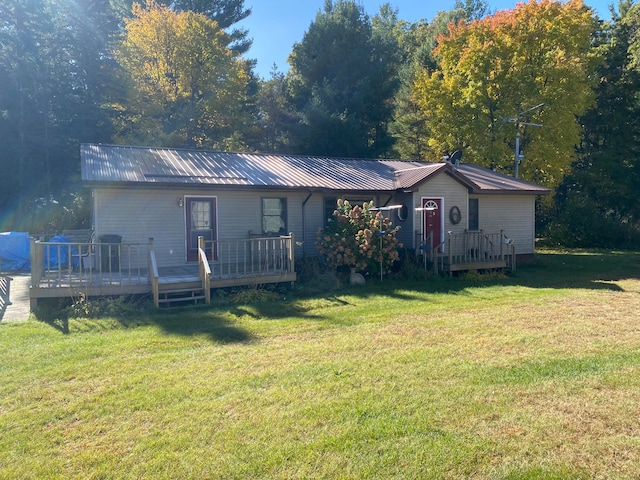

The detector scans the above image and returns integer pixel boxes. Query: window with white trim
[468,198,479,230]
[262,198,287,234]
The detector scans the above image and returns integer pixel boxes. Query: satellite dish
[449,150,462,172]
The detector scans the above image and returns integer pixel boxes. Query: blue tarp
[0,232,31,272]
[0,232,80,272]
[45,235,79,269]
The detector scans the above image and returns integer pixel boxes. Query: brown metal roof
[81,144,550,195]
[455,164,551,194]
[392,163,448,190]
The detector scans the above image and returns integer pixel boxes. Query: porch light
[177,198,184,207]
[415,206,437,211]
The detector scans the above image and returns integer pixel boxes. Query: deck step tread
[158,282,202,290]
[160,288,204,295]
[159,295,206,304]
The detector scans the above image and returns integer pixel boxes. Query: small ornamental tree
[316,200,402,276]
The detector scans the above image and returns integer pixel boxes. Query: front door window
[185,197,216,261]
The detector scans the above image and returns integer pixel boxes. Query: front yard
[1,250,639,479]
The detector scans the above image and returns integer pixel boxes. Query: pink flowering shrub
[316,199,402,275]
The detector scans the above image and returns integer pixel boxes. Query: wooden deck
[421,230,516,276]
[29,235,297,308]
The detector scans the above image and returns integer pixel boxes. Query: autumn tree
[413,0,600,189]
[114,0,250,149]
[156,0,252,53]
[389,0,489,160]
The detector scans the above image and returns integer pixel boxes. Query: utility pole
[515,132,523,179]
[503,104,544,178]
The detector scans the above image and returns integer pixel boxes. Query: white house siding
[92,183,538,267]
[411,172,469,248]
[93,186,334,267]
[470,194,536,255]
[389,191,414,251]
[300,193,324,257]
[93,187,188,267]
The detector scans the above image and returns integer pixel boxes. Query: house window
[324,197,337,225]
[468,198,479,230]
[262,198,287,234]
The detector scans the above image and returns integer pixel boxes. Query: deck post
[447,231,453,277]
[500,230,504,260]
[288,233,295,287]
[29,237,44,310]
[147,238,160,307]
[147,238,154,284]
[198,236,211,304]
[30,237,43,287]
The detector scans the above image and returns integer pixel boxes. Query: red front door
[423,198,442,251]
[185,197,216,262]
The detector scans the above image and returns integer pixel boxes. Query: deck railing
[0,276,12,312]
[148,240,160,306]
[446,230,506,265]
[197,236,211,304]
[30,238,150,288]
[418,230,516,274]
[445,230,516,274]
[30,234,297,297]
[204,234,295,280]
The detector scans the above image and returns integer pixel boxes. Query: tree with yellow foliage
[114,0,250,149]
[413,0,600,190]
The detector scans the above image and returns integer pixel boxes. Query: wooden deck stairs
[157,279,206,307]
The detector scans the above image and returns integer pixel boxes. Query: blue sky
[239,0,616,78]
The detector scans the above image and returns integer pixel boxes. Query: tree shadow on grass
[34,250,639,337]
[148,309,255,343]
[132,295,332,341]
[33,292,331,341]
[502,250,640,291]
[32,295,255,343]
[228,301,329,321]
[316,250,640,303]
[37,308,256,344]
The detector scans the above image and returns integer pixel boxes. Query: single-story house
[29,143,550,306]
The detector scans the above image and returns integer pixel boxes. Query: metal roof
[81,144,550,195]
[392,163,448,190]
[454,163,551,194]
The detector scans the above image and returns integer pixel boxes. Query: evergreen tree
[287,0,398,158]
[157,0,252,53]
[255,66,300,153]
[547,0,640,247]
[0,0,122,231]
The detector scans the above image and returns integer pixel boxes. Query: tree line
[1,0,639,248]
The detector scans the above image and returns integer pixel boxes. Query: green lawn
[1,250,640,479]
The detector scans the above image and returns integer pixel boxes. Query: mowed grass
[1,250,640,479]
